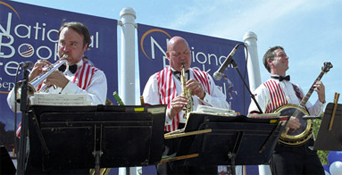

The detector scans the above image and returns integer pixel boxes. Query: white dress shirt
[7,59,107,112]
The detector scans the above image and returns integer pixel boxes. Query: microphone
[19,61,34,69]
[213,44,240,80]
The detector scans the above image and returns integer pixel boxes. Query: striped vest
[156,67,212,132]
[263,79,303,113]
[72,62,98,90]
[37,62,98,91]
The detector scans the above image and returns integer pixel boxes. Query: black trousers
[158,124,217,175]
[270,139,324,175]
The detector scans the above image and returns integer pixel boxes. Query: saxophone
[181,64,193,119]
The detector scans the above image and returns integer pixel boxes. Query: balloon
[329,161,342,175]
[327,151,342,165]
[323,164,330,174]
[325,170,331,175]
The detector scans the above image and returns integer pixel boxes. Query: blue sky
[12,0,342,105]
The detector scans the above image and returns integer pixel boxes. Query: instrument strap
[291,83,303,101]
[292,83,309,112]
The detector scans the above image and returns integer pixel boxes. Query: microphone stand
[230,59,263,114]
[17,68,31,175]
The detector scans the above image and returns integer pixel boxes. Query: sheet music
[192,105,237,117]
[30,93,91,106]
[247,112,281,119]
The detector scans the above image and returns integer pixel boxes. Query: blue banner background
[0,1,259,174]
[0,0,118,133]
[138,23,251,115]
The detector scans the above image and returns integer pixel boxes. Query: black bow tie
[58,64,78,74]
[173,70,189,75]
[173,70,189,80]
[271,75,290,81]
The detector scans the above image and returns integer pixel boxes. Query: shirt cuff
[315,99,325,111]
[198,92,212,105]
[165,108,173,125]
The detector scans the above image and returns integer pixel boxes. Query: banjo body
[274,62,332,146]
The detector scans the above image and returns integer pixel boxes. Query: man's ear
[166,51,171,60]
[267,59,273,67]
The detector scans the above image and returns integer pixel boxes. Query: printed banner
[138,23,251,115]
[0,0,118,138]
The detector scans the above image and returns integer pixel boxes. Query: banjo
[275,62,332,146]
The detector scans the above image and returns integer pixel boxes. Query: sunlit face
[58,27,88,66]
[269,48,289,74]
[166,39,191,72]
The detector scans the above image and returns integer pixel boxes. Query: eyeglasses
[169,50,190,57]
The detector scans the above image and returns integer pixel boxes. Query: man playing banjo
[248,46,327,175]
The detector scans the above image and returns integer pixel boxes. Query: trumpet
[16,54,68,97]
[181,64,193,119]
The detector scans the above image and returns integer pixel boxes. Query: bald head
[166,36,191,71]
[167,36,189,51]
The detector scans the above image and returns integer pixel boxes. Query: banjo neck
[299,68,327,107]
[278,62,332,146]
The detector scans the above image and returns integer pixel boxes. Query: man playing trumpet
[7,21,108,111]
[7,21,108,174]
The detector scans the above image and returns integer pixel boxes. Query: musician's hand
[168,95,188,120]
[29,60,52,81]
[45,70,69,89]
[286,116,301,130]
[187,79,205,100]
[314,81,326,104]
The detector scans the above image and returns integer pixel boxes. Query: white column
[119,7,137,105]
[119,7,140,175]
[243,31,261,92]
[243,31,271,175]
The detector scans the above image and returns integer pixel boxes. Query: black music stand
[173,113,283,175]
[314,103,342,151]
[25,105,166,174]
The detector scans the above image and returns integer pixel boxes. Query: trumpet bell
[15,56,68,101]
[15,80,36,101]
